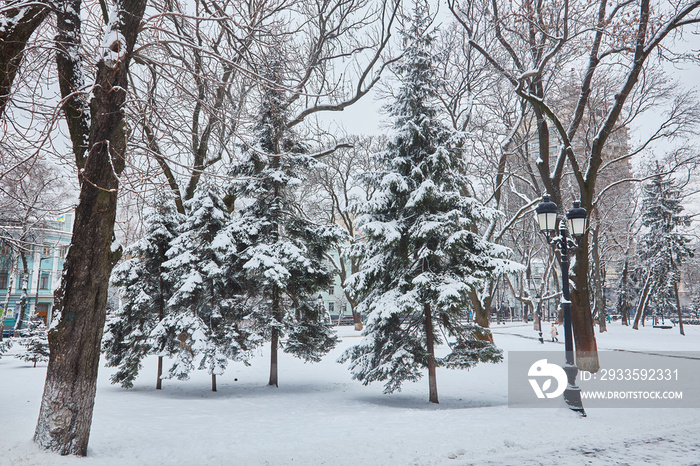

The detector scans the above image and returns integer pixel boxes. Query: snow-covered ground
[1,321,699,465]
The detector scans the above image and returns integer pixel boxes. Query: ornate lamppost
[535,195,587,416]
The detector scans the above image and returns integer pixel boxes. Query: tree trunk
[424,303,438,404]
[33,0,146,456]
[0,2,49,118]
[469,289,493,343]
[591,226,606,333]
[620,260,630,326]
[570,235,599,373]
[352,310,363,331]
[212,374,217,392]
[633,275,653,330]
[14,252,30,332]
[268,287,281,387]
[675,284,685,336]
[269,331,279,387]
[156,356,163,390]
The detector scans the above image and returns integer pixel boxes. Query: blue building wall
[1,213,73,333]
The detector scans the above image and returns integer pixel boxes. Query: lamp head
[535,195,559,235]
[566,201,588,238]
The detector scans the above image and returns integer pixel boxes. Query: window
[0,272,7,289]
[60,245,69,258]
[36,303,50,323]
[328,302,334,313]
[328,286,334,295]
[42,245,52,257]
[40,273,50,290]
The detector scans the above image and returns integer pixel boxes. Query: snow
[100,3,126,69]
[2,322,700,465]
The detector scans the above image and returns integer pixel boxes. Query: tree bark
[570,234,599,373]
[33,0,147,456]
[212,374,217,392]
[156,356,163,390]
[268,287,281,387]
[15,252,30,332]
[675,284,685,336]
[591,226,606,333]
[633,274,653,330]
[352,310,363,331]
[424,303,438,404]
[269,331,279,387]
[0,1,49,118]
[468,289,494,343]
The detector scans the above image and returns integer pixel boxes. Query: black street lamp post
[536,195,587,416]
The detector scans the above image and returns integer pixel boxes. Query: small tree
[633,165,693,335]
[17,320,49,367]
[0,338,12,359]
[339,1,519,404]
[226,53,343,387]
[614,257,640,327]
[104,196,181,389]
[161,187,254,391]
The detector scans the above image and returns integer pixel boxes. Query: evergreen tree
[614,257,641,326]
[104,195,181,388]
[17,320,49,367]
[160,187,255,391]
[633,164,693,335]
[226,53,342,387]
[338,1,518,403]
[0,337,12,359]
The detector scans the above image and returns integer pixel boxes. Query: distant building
[316,250,349,320]
[0,213,73,332]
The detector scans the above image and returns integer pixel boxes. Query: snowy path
[1,322,699,465]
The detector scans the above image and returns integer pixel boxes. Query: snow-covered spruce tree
[614,257,640,327]
[17,320,50,367]
[0,338,10,359]
[160,187,255,391]
[226,54,342,387]
[633,165,693,335]
[338,1,519,404]
[104,195,181,389]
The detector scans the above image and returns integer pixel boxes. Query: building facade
[0,213,73,333]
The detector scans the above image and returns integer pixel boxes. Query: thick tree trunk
[33,177,122,455]
[212,374,217,392]
[424,303,438,404]
[570,236,599,373]
[33,0,146,456]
